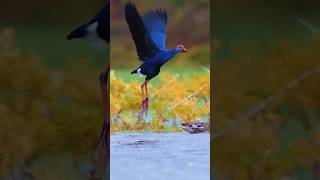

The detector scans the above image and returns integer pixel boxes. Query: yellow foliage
[110,70,210,131]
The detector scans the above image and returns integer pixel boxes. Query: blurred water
[111,132,210,180]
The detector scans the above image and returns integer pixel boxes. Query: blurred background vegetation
[0,1,107,179]
[0,0,210,179]
[213,0,320,179]
[0,0,106,68]
[110,0,210,131]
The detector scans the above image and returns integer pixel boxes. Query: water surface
[111,132,210,180]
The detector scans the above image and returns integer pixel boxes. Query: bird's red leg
[138,80,149,120]
[141,83,145,102]
[144,80,149,115]
[144,80,149,98]
[138,83,145,120]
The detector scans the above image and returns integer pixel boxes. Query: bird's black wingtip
[125,0,136,9]
[66,29,83,40]
[131,69,138,74]
[125,0,133,4]
[66,35,73,40]
[125,0,140,19]
[66,31,77,40]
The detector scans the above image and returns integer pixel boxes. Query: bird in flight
[125,1,187,120]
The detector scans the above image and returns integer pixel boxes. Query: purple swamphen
[67,1,109,179]
[125,1,187,119]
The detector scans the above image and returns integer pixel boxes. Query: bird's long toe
[138,98,149,120]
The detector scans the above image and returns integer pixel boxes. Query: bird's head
[177,43,187,53]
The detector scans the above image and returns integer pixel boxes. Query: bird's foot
[138,98,149,120]
[138,101,145,121]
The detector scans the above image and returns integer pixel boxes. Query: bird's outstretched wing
[125,1,160,61]
[142,9,167,49]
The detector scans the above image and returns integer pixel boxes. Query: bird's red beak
[179,44,187,52]
[182,46,187,52]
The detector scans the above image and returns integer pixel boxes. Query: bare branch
[296,15,320,35]
[202,66,210,73]
[213,66,320,140]
[169,83,209,110]
[151,75,178,99]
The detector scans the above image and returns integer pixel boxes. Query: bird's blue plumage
[125,2,160,61]
[132,48,182,80]
[142,9,167,49]
[125,1,187,120]
[126,1,187,82]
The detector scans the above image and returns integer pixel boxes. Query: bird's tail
[66,25,86,40]
[131,69,138,74]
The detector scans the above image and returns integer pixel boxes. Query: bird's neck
[159,48,180,66]
[174,47,183,54]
